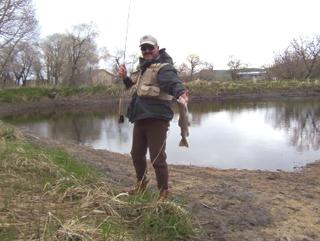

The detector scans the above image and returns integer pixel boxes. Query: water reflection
[3,98,320,171]
[264,100,320,152]
[189,99,320,152]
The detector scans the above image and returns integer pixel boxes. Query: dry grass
[0,121,194,240]
[186,79,320,96]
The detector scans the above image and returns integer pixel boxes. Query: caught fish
[177,101,190,147]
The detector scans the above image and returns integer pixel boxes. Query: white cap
[139,35,158,46]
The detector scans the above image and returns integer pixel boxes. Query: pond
[4,97,320,171]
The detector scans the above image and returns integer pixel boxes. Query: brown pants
[131,118,169,190]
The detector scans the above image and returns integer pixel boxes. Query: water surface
[4,98,320,171]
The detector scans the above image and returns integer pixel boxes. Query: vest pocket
[138,84,160,97]
[129,85,137,96]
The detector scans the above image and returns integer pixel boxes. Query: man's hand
[118,64,128,80]
[177,91,189,106]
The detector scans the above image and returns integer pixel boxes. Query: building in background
[89,69,116,85]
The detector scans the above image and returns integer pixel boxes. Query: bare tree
[186,54,202,78]
[108,49,125,75]
[0,0,38,77]
[177,63,189,79]
[271,49,301,80]
[202,61,214,71]
[271,35,320,80]
[291,36,320,79]
[41,33,69,85]
[9,41,40,86]
[98,46,110,69]
[66,23,99,85]
[41,24,99,85]
[32,53,45,84]
[126,53,139,74]
[99,47,110,61]
[227,56,247,80]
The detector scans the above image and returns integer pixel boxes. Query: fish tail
[179,138,189,148]
[118,115,124,123]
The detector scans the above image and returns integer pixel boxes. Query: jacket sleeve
[157,64,186,98]
[123,77,134,89]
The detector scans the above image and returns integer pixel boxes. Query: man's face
[140,44,159,61]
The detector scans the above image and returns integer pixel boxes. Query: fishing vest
[130,63,173,101]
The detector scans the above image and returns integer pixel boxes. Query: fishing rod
[118,0,132,124]
[123,0,131,63]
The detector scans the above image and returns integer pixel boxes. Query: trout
[177,101,190,147]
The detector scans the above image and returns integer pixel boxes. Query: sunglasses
[140,45,155,51]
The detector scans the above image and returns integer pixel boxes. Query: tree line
[1,0,320,88]
[178,34,320,82]
[0,0,108,87]
[180,35,320,82]
[269,36,320,80]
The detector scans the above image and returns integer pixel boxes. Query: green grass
[0,87,50,103]
[57,84,123,97]
[1,79,320,104]
[186,79,320,96]
[134,193,194,240]
[0,84,124,103]
[108,190,195,241]
[0,121,195,240]
[0,125,99,196]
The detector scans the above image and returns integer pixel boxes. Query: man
[118,35,188,199]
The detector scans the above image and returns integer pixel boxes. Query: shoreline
[21,128,320,241]
[1,91,320,240]
[1,89,320,117]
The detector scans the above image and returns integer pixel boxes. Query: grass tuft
[0,122,195,240]
[0,121,23,141]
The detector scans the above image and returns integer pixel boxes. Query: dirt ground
[1,98,320,241]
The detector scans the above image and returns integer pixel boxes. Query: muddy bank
[1,93,320,240]
[1,89,320,117]
[0,96,116,117]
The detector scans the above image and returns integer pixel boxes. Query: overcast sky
[34,0,320,69]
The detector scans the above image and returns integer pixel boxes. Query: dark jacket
[123,49,186,123]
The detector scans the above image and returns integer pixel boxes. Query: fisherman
[118,35,188,199]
